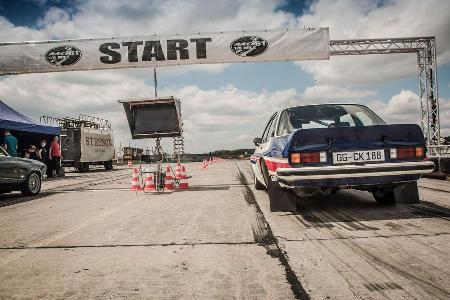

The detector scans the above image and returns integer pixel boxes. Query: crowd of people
[2,130,62,177]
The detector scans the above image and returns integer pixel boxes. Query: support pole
[153,67,158,98]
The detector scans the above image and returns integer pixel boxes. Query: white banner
[0,28,329,75]
[80,128,115,163]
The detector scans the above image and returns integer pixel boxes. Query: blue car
[251,104,435,212]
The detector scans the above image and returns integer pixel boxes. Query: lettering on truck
[99,38,212,64]
[85,137,113,147]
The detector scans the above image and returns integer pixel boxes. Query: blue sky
[0,0,449,152]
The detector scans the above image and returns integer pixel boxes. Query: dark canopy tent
[0,100,60,135]
[0,100,60,156]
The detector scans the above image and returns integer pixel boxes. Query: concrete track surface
[0,160,449,299]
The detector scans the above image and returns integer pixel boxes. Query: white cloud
[297,0,450,83]
[0,0,449,152]
[370,90,450,137]
[0,70,302,152]
[1,68,448,152]
[0,0,296,42]
[370,90,420,123]
[301,84,376,102]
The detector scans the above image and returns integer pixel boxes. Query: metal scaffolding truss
[330,37,448,157]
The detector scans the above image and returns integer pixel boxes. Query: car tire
[21,172,42,196]
[267,177,297,212]
[261,160,296,212]
[393,181,420,204]
[254,175,266,190]
[57,167,65,177]
[78,163,89,172]
[372,189,395,205]
[104,160,113,170]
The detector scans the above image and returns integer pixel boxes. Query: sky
[0,0,449,153]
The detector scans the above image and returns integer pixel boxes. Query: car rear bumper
[276,161,435,188]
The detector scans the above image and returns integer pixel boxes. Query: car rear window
[279,104,385,134]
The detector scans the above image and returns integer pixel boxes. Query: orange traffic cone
[164,166,174,190]
[128,160,132,167]
[179,166,189,189]
[202,158,207,169]
[175,162,182,179]
[130,168,141,191]
[143,173,155,191]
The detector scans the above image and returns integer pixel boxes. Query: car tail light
[291,153,301,163]
[390,146,425,160]
[415,146,425,157]
[291,152,327,164]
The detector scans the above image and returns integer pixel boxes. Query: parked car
[0,146,46,196]
[251,104,435,212]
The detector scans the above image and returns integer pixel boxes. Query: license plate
[333,150,385,164]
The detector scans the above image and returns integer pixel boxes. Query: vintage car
[251,104,435,212]
[0,146,46,196]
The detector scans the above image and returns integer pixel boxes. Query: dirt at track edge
[235,162,310,300]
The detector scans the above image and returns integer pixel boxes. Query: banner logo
[45,45,82,66]
[230,36,268,57]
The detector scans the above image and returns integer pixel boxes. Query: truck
[41,115,115,172]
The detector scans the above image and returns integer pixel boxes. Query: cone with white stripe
[130,168,141,191]
[175,162,182,179]
[179,166,189,189]
[143,173,155,191]
[164,166,174,190]
[127,160,132,167]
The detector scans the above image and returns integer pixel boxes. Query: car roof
[279,103,370,112]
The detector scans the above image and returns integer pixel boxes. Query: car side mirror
[253,137,262,146]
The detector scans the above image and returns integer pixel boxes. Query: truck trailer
[41,115,115,172]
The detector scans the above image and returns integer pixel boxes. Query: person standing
[2,130,18,157]
[24,145,40,160]
[38,139,50,176]
[49,136,61,177]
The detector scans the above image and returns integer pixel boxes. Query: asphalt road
[0,160,449,299]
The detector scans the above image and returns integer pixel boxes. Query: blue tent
[0,100,60,135]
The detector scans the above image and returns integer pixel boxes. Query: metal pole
[153,67,158,98]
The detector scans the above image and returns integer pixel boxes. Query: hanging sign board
[0,28,329,75]
[119,97,182,139]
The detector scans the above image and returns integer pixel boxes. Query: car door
[253,113,277,184]
[0,147,20,186]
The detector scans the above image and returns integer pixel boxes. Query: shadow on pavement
[288,189,450,224]
[0,191,58,208]
[176,185,231,192]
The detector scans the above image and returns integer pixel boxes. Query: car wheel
[78,163,89,172]
[261,160,296,212]
[21,172,42,196]
[372,188,395,205]
[254,174,266,190]
[57,167,65,177]
[260,159,270,187]
[104,160,113,170]
[267,178,297,212]
[393,181,420,204]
